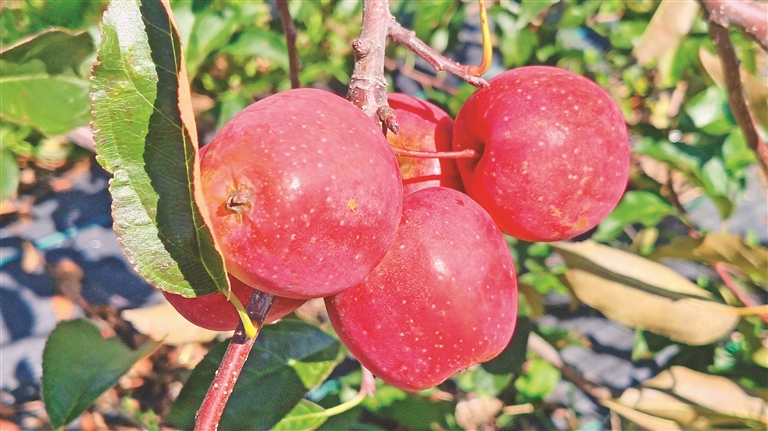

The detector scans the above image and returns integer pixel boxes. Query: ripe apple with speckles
[386,93,464,195]
[452,66,630,242]
[199,88,403,299]
[325,187,518,391]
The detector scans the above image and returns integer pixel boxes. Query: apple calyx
[224,186,251,215]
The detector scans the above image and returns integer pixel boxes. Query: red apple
[325,187,518,391]
[199,88,403,299]
[386,93,463,195]
[452,66,630,242]
[163,275,306,331]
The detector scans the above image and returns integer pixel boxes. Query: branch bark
[276,0,300,89]
[388,21,489,88]
[699,0,768,51]
[348,0,491,132]
[705,20,768,178]
[194,291,275,431]
[347,0,392,129]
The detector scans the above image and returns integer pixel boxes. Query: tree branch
[705,20,768,178]
[388,20,489,89]
[276,0,300,89]
[349,0,492,133]
[699,0,768,51]
[194,291,275,431]
[347,0,392,130]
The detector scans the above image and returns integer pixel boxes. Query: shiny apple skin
[200,88,403,299]
[452,66,630,242]
[386,93,464,195]
[163,275,306,331]
[326,187,518,391]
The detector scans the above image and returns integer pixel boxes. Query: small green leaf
[0,28,94,74]
[272,400,327,431]
[515,358,561,401]
[0,148,20,202]
[167,320,342,431]
[92,0,228,297]
[593,191,674,241]
[685,86,734,136]
[223,29,289,69]
[42,319,159,429]
[0,59,90,135]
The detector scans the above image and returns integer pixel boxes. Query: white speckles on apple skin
[453,66,630,242]
[200,88,403,299]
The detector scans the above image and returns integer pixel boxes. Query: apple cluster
[165,66,630,391]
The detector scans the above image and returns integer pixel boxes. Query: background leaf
[91,0,227,297]
[0,28,94,74]
[0,59,90,135]
[42,319,159,429]
[593,190,675,241]
[607,366,767,429]
[553,241,740,345]
[650,233,768,285]
[271,400,327,431]
[0,148,20,202]
[167,320,342,431]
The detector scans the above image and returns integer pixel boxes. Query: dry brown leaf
[552,240,712,298]
[552,240,739,345]
[122,301,231,346]
[633,0,700,66]
[563,268,738,345]
[602,399,683,431]
[643,366,767,425]
[455,396,504,431]
[614,387,749,429]
[649,233,768,285]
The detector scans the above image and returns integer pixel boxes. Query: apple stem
[194,290,275,431]
[392,148,480,159]
[467,0,492,77]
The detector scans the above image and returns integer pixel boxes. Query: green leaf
[593,191,675,241]
[410,0,455,42]
[222,29,289,69]
[42,319,159,429]
[685,86,735,136]
[167,320,342,431]
[634,137,739,219]
[482,316,532,376]
[91,0,228,297]
[184,7,240,79]
[515,358,560,401]
[518,0,558,29]
[0,28,94,74]
[0,148,20,202]
[272,400,327,431]
[0,59,90,135]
